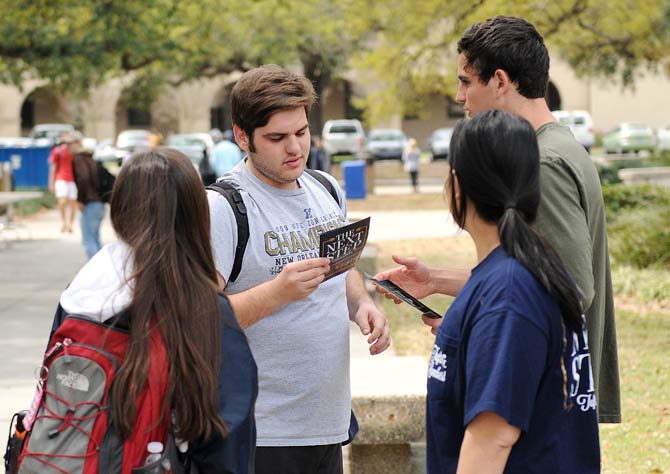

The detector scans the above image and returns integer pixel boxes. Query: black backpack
[97,162,116,204]
[207,169,340,283]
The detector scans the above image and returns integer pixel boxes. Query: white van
[322,119,365,157]
[552,110,595,152]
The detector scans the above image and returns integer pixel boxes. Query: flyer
[319,217,371,281]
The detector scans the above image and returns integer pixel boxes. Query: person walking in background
[50,148,258,472]
[402,137,420,193]
[71,146,110,259]
[199,146,218,186]
[48,131,81,233]
[211,129,243,177]
[383,110,600,473]
[308,135,327,172]
[207,65,390,474]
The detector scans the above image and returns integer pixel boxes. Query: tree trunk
[303,57,331,137]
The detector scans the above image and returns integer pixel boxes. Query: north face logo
[56,370,90,392]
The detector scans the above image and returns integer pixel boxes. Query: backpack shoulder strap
[304,169,340,207]
[207,181,248,283]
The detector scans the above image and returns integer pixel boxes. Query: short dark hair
[230,65,316,140]
[457,16,549,99]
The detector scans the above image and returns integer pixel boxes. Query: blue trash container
[341,160,366,200]
[0,147,52,189]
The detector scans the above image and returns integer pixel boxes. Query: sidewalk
[0,183,457,437]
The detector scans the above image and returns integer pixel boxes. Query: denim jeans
[80,201,105,259]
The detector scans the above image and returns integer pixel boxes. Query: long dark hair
[447,110,582,333]
[110,148,227,441]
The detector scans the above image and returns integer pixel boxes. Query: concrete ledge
[348,356,428,474]
[352,395,425,444]
[618,166,670,187]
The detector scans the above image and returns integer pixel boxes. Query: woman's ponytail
[498,208,583,333]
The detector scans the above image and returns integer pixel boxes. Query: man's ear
[233,125,250,152]
[493,68,513,96]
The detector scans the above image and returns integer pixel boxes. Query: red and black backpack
[14,314,188,474]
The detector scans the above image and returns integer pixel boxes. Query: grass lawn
[357,192,670,474]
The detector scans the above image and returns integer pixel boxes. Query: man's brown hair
[230,65,316,144]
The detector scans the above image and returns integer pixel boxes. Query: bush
[608,206,670,268]
[596,155,670,185]
[602,183,670,221]
[612,266,670,303]
[15,191,57,216]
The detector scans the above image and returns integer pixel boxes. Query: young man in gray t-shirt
[206,65,391,474]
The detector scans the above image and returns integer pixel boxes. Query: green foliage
[601,183,670,219]
[612,265,670,303]
[608,206,670,269]
[1,1,670,126]
[14,191,57,216]
[352,0,670,124]
[602,183,670,270]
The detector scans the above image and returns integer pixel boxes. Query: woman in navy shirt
[378,110,600,473]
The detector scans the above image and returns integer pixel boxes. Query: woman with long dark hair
[376,111,599,473]
[50,148,257,472]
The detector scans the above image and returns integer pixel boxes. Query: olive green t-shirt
[535,122,621,423]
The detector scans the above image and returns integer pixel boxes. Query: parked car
[656,125,670,152]
[116,129,152,163]
[602,122,656,154]
[552,110,595,152]
[93,139,118,162]
[29,123,75,147]
[0,137,34,148]
[165,133,214,168]
[322,119,365,157]
[428,127,454,160]
[365,128,407,160]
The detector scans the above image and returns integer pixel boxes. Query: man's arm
[457,412,520,474]
[375,255,470,300]
[224,257,331,329]
[535,159,594,310]
[346,270,391,355]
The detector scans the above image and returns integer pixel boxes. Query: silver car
[428,127,454,160]
[366,128,407,160]
[29,123,75,147]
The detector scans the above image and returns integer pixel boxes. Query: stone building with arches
[2,56,669,148]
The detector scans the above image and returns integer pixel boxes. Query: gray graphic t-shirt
[207,161,351,446]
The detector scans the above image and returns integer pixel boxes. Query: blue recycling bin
[341,160,366,200]
[0,146,52,188]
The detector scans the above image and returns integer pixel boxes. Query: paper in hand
[319,217,371,281]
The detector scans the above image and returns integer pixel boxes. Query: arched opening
[115,82,154,135]
[210,83,234,132]
[546,81,561,111]
[20,88,69,135]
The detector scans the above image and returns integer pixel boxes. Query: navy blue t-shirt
[426,247,600,473]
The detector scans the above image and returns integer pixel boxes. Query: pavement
[0,179,462,438]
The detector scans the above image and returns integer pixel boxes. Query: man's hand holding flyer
[319,217,370,281]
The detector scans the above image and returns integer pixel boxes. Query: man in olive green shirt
[454,15,619,422]
[379,16,621,423]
